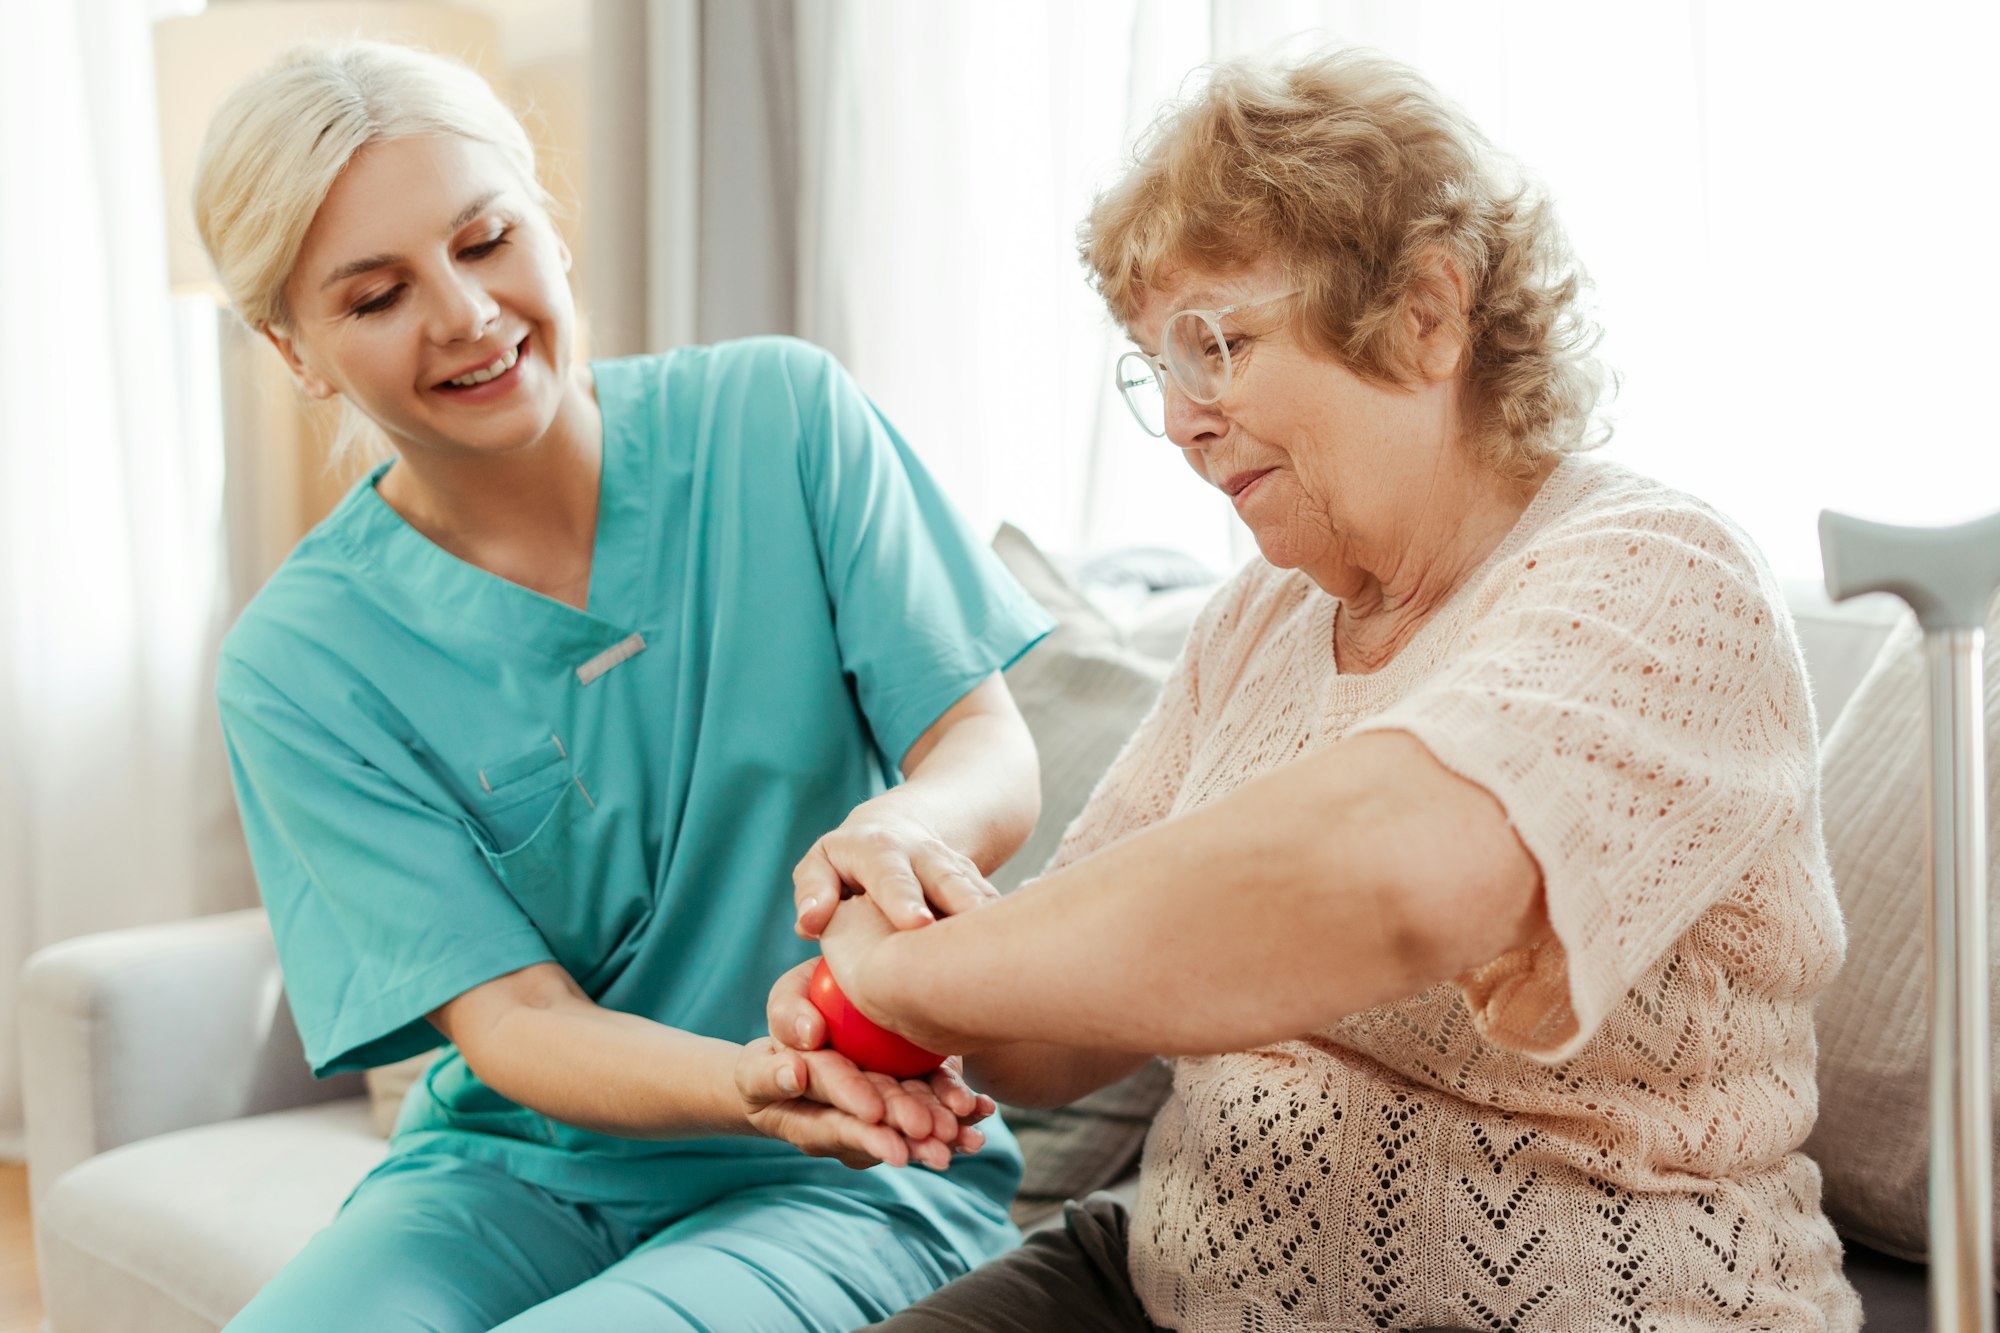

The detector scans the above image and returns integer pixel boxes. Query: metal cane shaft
[1930,631,1993,1333]
[1820,506,2000,1333]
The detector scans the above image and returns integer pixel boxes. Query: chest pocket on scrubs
[468,739,638,987]
[472,736,574,852]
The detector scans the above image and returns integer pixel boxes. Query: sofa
[15,529,1972,1331]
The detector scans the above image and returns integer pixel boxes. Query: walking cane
[1821,507,2000,1333]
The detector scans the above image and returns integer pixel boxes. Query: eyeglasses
[1114,288,1302,437]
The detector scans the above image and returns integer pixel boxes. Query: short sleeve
[1349,505,1816,1062]
[784,344,1053,767]
[218,660,554,1076]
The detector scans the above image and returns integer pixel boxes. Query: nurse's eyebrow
[319,190,506,289]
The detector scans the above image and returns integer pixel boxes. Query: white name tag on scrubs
[575,633,647,685]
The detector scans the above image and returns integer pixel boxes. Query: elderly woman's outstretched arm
[804,727,1547,1100]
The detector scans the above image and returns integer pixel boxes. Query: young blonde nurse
[203,39,1049,1332]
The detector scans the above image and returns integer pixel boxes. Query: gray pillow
[992,524,1185,1224]
[993,640,1166,895]
[1805,593,2000,1274]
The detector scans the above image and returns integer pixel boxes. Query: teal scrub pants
[225,1153,1017,1332]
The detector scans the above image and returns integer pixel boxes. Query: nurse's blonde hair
[192,39,553,467]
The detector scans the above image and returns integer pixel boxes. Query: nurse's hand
[793,797,1000,941]
[735,1038,973,1171]
[766,955,997,1152]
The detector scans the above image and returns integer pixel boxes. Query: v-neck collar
[328,366,647,666]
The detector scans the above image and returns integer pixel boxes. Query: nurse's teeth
[445,344,519,387]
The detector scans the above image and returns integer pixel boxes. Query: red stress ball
[806,958,944,1079]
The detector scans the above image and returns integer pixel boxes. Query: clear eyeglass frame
[1113,287,1302,438]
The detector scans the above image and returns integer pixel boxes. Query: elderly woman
[777,48,1861,1331]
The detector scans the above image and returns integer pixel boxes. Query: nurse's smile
[432,334,532,403]
[269,133,583,462]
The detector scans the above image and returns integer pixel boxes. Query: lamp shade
[154,1,504,295]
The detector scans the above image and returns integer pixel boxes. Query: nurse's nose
[427,267,500,345]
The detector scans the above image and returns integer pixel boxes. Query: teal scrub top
[216,337,1052,1210]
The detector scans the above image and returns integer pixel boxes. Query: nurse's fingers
[905,843,1000,921]
[808,824,934,931]
[792,843,844,940]
[767,958,826,1052]
[868,1075,954,1170]
[852,856,932,932]
[796,1049,896,1126]
[865,1070,956,1149]
[923,1058,994,1124]
[737,1039,882,1124]
[760,1099,913,1171]
[740,1042,961,1170]
[895,1076,960,1146]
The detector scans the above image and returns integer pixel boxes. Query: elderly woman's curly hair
[1082,48,1611,476]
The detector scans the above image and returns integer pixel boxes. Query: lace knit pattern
[1045,457,1861,1331]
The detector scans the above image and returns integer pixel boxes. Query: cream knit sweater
[1048,456,1861,1331]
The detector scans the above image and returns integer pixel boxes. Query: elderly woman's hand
[765,945,996,1157]
[792,794,1002,939]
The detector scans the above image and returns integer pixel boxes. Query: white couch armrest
[20,908,362,1210]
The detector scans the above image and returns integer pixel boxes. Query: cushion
[37,1099,385,1332]
[990,522,1122,656]
[993,639,1168,896]
[1782,579,1906,737]
[1005,1058,1174,1228]
[363,1051,436,1137]
[991,523,1188,1224]
[1805,592,2000,1271]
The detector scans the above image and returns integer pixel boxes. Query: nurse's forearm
[885,713,1039,873]
[434,963,747,1138]
[888,674,1040,873]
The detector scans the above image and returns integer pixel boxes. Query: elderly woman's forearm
[962,1042,1153,1108]
[868,732,1545,1054]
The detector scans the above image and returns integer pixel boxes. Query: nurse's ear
[260,324,338,401]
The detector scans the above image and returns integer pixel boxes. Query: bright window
[831,2,1998,579]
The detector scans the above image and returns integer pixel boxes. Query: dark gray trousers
[862,1193,1165,1333]
[863,1192,1480,1333]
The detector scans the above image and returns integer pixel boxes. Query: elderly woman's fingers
[766,957,826,1052]
[791,843,844,940]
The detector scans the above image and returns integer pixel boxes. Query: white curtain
[1208,1,2000,580]
[0,0,240,1156]
[600,0,1998,579]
